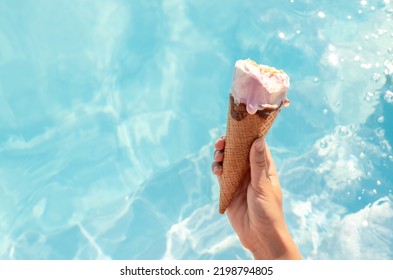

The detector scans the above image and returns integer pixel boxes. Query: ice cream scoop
[230,59,290,114]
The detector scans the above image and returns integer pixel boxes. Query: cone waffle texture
[218,95,280,214]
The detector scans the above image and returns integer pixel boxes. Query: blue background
[0,0,392,259]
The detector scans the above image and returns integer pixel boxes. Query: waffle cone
[218,95,281,214]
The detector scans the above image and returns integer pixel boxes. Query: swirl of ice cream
[230,59,290,114]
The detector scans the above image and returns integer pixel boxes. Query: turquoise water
[0,0,392,259]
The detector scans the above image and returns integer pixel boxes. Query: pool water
[0,0,392,259]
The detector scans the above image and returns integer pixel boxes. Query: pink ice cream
[230,59,290,114]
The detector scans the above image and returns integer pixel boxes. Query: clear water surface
[0,0,393,259]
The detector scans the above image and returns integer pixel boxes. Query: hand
[212,137,301,260]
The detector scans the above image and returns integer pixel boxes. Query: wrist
[250,225,302,260]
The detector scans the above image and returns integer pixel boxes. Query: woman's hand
[212,137,301,260]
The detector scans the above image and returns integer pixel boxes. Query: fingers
[250,138,282,193]
[212,136,226,175]
[215,136,225,151]
[211,161,222,175]
[264,144,280,186]
[214,149,224,162]
[249,137,270,191]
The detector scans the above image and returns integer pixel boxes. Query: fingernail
[255,138,265,152]
[213,164,220,174]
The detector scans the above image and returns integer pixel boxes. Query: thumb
[249,137,270,190]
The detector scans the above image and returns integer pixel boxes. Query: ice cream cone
[218,95,281,214]
[218,58,290,214]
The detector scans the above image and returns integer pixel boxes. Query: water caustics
[0,0,393,259]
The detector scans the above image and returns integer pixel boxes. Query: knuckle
[254,157,267,169]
